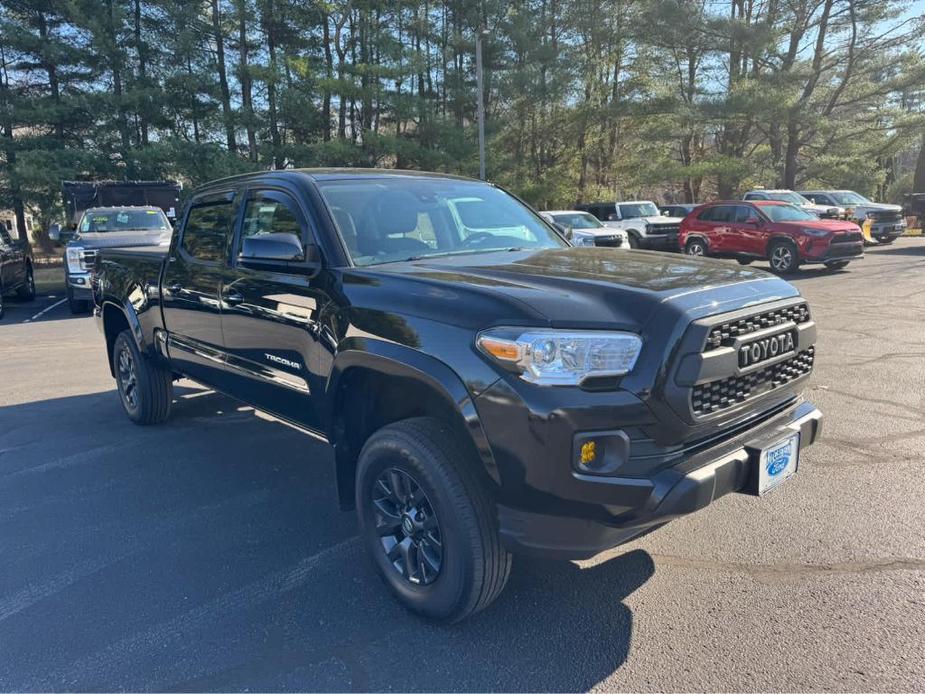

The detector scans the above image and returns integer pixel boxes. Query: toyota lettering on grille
[739,332,795,368]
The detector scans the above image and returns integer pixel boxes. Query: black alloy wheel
[17,265,36,301]
[116,338,140,414]
[372,467,443,585]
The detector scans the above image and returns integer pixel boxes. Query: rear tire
[356,417,511,623]
[16,264,35,301]
[685,238,708,257]
[112,330,173,424]
[768,240,800,274]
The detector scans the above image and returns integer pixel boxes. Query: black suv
[0,225,36,319]
[94,169,823,622]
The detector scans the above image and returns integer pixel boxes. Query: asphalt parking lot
[1,242,924,692]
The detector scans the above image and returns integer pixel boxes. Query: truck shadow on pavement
[0,386,654,692]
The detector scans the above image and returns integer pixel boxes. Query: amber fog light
[573,431,630,475]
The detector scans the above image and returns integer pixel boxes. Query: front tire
[356,417,511,623]
[685,238,708,257]
[112,330,173,424]
[17,264,36,301]
[768,240,800,273]
[825,260,850,271]
[878,237,895,245]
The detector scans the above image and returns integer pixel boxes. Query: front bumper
[804,241,864,264]
[497,401,822,559]
[868,220,906,239]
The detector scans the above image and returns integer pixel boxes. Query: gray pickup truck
[799,190,906,244]
[58,206,172,313]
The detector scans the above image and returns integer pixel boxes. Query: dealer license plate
[758,434,800,495]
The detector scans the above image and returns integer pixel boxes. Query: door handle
[222,290,244,306]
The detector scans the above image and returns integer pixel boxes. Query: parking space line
[23,298,68,323]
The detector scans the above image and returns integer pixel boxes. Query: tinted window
[734,206,755,223]
[744,193,764,201]
[182,202,233,262]
[711,206,735,222]
[240,195,303,251]
[697,207,716,221]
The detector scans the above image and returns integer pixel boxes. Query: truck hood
[69,230,172,249]
[351,248,799,331]
[855,202,902,213]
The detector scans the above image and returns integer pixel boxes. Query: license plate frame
[758,433,800,496]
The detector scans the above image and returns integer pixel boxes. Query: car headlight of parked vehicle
[66,246,84,273]
[801,227,831,238]
[477,328,643,386]
[571,235,596,247]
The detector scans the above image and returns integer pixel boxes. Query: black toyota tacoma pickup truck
[93,169,822,622]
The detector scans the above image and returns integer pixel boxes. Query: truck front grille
[869,210,902,223]
[649,223,679,236]
[79,249,98,272]
[705,303,810,351]
[692,347,815,416]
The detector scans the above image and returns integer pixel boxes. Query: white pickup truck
[799,190,906,244]
[576,200,682,250]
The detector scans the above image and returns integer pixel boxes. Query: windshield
[618,202,659,219]
[829,191,869,205]
[79,209,170,233]
[765,191,810,205]
[762,204,818,222]
[318,178,567,267]
[550,212,602,229]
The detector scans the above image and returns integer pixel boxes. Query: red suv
[678,201,864,273]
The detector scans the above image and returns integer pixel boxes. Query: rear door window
[181,201,234,263]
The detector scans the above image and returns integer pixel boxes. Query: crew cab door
[219,187,331,434]
[0,227,25,290]
[161,191,236,385]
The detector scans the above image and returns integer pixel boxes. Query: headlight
[802,227,830,237]
[476,328,643,386]
[66,246,84,273]
[572,235,595,247]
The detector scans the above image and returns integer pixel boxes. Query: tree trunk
[237,0,257,163]
[913,135,925,194]
[133,0,149,145]
[261,0,281,166]
[322,13,332,142]
[211,0,237,153]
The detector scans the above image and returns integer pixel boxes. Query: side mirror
[607,213,619,221]
[241,232,305,261]
[49,223,61,242]
[239,232,321,274]
[552,222,571,239]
